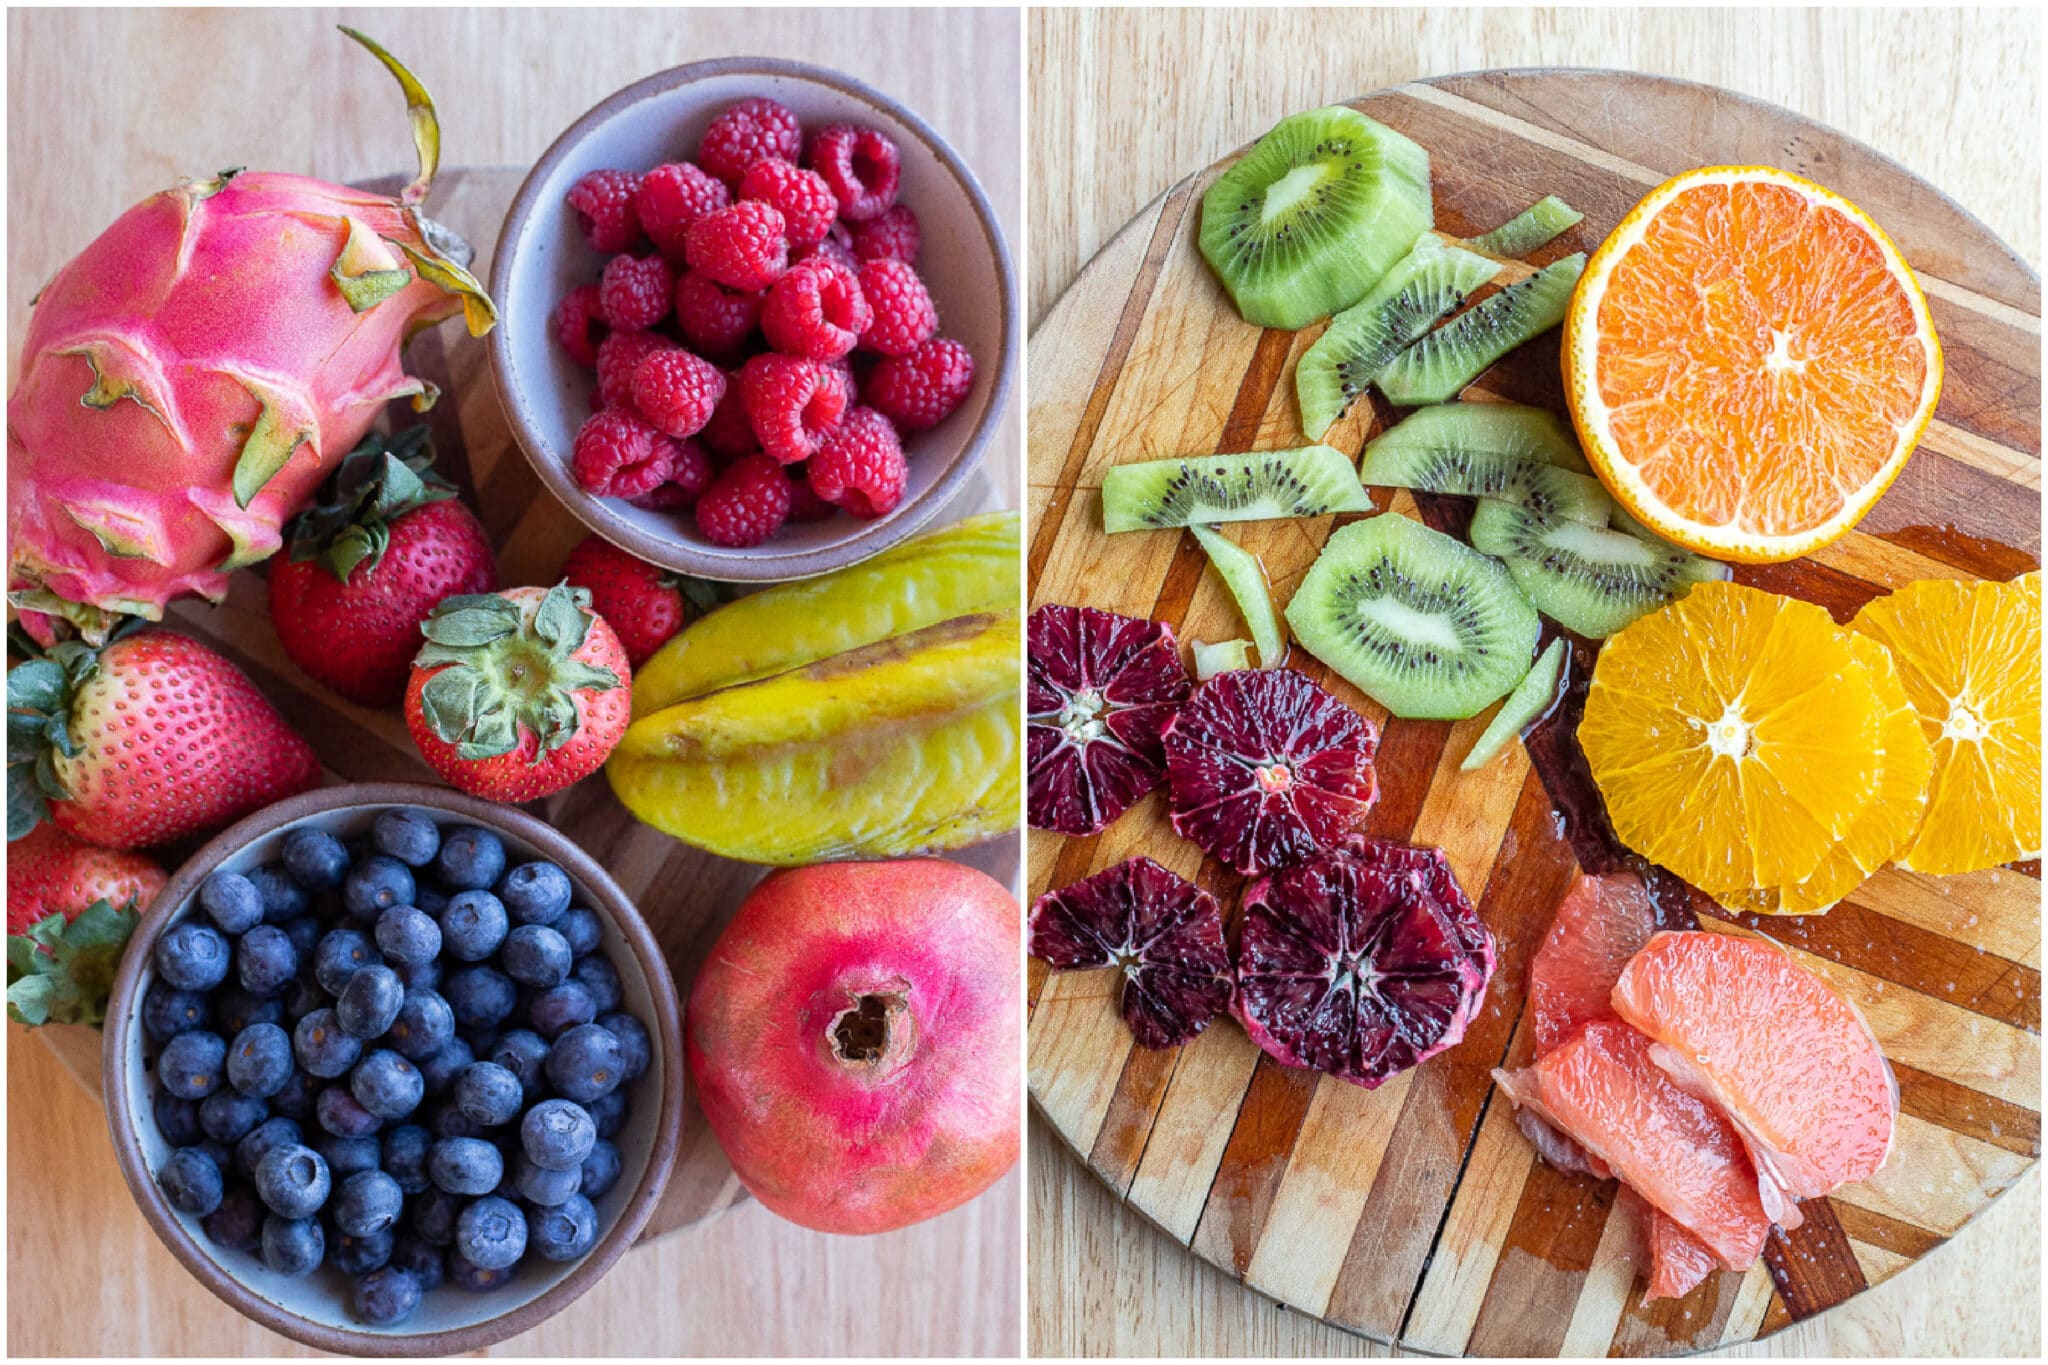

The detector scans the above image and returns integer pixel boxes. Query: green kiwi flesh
[1468,196,1584,258]
[1364,402,1591,474]
[1192,638,1254,680]
[1190,525,1287,667]
[1198,105,1434,329]
[1358,440,1613,525]
[1461,637,1568,770]
[1286,513,1540,720]
[1467,499,1731,639]
[1295,235,1499,439]
[1101,446,1373,533]
[1376,253,1587,406]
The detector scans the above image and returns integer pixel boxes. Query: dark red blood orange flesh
[1028,856,1231,1049]
[1162,668,1379,875]
[1527,870,1657,1054]
[1345,835,1496,983]
[1027,604,1192,835]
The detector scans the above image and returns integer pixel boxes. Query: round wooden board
[1026,69,2041,1358]
[37,165,1020,1249]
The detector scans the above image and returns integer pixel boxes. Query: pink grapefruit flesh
[1527,870,1658,1054]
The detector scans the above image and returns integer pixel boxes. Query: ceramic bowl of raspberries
[488,57,1015,581]
[101,783,683,1354]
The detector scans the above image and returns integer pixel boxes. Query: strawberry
[7,823,166,935]
[557,536,692,668]
[404,584,632,803]
[6,625,323,849]
[269,428,498,707]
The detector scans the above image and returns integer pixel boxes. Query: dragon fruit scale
[6,28,496,641]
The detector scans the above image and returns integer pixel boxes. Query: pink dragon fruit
[6,28,496,641]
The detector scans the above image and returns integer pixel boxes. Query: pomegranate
[686,858,1020,1234]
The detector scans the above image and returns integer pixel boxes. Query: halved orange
[1564,167,1942,563]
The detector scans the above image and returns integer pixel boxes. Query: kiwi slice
[1468,196,1584,258]
[1363,402,1591,474]
[1376,253,1586,406]
[1192,638,1254,681]
[1467,499,1730,639]
[1358,439,1613,525]
[1190,525,1286,667]
[1286,514,1540,720]
[1101,446,1373,533]
[1462,637,1568,770]
[1295,235,1500,439]
[1198,105,1434,329]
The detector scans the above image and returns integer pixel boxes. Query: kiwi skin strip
[1375,253,1587,406]
[1468,196,1584,258]
[1189,525,1288,668]
[1461,636,1568,770]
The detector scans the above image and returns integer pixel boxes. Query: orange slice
[1564,166,1942,563]
[1581,581,1882,893]
[1850,572,2041,874]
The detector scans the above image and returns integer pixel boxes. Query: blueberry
[194,1136,237,1171]
[434,825,506,892]
[269,1069,324,1122]
[556,906,603,958]
[546,1023,624,1103]
[580,1139,623,1200]
[374,905,441,967]
[389,1235,446,1293]
[316,1084,383,1138]
[247,865,310,922]
[281,827,350,891]
[337,964,404,1038]
[236,924,298,996]
[380,1123,433,1194]
[410,1186,461,1245]
[431,1099,488,1140]
[521,1098,596,1172]
[155,922,230,991]
[395,956,443,995]
[498,861,571,925]
[261,1214,325,1276]
[371,808,441,868]
[279,912,324,963]
[501,924,572,988]
[527,981,596,1038]
[214,988,283,1038]
[158,1030,226,1100]
[570,954,622,1013]
[333,1168,405,1237]
[280,976,329,1026]
[328,1227,395,1276]
[313,927,382,996]
[344,855,415,921]
[345,1263,418,1327]
[142,980,210,1041]
[198,870,264,935]
[413,884,450,916]
[515,1152,582,1206]
[597,1013,651,1082]
[253,1143,330,1218]
[585,1088,627,1140]
[446,965,517,1031]
[294,1008,362,1078]
[158,1146,224,1216]
[452,1061,524,1127]
[202,1185,264,1250]
[527,1192,598,1262]
[199,1089,270,1145]
[484,1030,550,1094]
[448,1248,518,1292]
[417,1034,475,1097]
[389,989,455,1062]
[439,890,508,962]
[350,1049,424,1120]
[226,1022,293,1098]
[454,1194,527,1270]
[427,1135,503,1195]
[234,1115,303,1176]
[153,1088,202,1146]
[316,1132,382,1178]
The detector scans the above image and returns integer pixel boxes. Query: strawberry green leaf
[5,900,140,1027]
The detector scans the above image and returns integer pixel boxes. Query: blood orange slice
[1027,604,1191,835]
[1526,871,1658,1053]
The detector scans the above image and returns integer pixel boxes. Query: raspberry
[699,377,758,460]
[805,124,902,223]
[554,284,607,367]
[630,349,727,439]
[572,409,677,499]
[672,271,762,360]
[739,353,849,464]
[596,330,678,410]
[808,407,908,519]
[761,257,873,362]
[784,469,838,522]
[850,205,921,264]
[566,169,644,253]
[695,453,792,547]
[633,162,731,259]
[863,337,975,431]
[598,252,675,331]
[738,158,839,249]
[685,201,789,293]
[627,439,716,510]
[698,98,802,184]
[856,258,938,356]
[793,226,860,276]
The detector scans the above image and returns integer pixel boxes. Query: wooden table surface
[1025,7,2041,1358]
[5,7,1022,1357]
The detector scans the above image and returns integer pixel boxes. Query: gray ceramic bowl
[488,57,1016,581]
[102,783,683,1355]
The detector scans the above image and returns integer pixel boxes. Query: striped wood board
[1026,69,2041,1357]
[31,165,1019,1246]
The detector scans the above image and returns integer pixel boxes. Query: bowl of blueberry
[102,782,684,1354]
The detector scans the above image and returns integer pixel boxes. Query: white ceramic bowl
[487,57,1016,580]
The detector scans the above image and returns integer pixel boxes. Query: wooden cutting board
[1026,69,2040,1357]
[33,164,1020,1247]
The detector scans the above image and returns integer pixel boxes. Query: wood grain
[1026,12,2041,1357]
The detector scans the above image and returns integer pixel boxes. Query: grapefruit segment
[1645,1205,1721,1303]
[1527,871,1658,1053]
